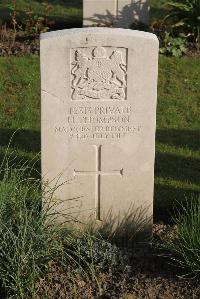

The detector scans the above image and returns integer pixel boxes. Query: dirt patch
[0,39,39,56]
[185,42,200,58]
[35,224,200,299]
[35,260,200,299]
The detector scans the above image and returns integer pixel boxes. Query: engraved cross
[74,145,123,221]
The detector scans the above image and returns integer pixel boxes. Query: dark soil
[36,261,200,299]
[0,39,40,56]
[0,30,39,56]
[35,224,200,299]
[186,42,200,58]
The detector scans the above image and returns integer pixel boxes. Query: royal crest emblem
[71,47,127,101]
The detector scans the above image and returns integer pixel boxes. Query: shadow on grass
[0,128,41,178]
[34,0,82,6]
[154,184,199,223]
[0,128,40,153]
[156,129,200,151]
[155,152,199,185]
[155,128,200,223]
[47,15,82,30]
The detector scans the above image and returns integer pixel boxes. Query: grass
[0,56,40,174]
[0,56,40,130]
[0,0,82,29]
[160,198,200,280]
[0,54,199,223]
[0,156,67,298]
[155,56,200,221]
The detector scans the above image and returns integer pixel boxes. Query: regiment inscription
[54,104,142,140]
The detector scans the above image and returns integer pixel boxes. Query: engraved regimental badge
[71,47,127,101]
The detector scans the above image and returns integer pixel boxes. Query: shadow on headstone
[85,204,152,248]
[84,0,149,28]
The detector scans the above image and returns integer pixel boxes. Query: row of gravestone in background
[83,0,149,28]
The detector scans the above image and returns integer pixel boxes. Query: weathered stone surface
[41,28,158,229]
[83,0,149,28]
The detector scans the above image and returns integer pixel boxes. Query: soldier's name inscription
[54,104,142,140]
[71,46,127,101]
[68,105,131,123]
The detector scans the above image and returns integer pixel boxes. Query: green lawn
[155,57,200,221]
[0,56,40,167]
[0,55,199,222]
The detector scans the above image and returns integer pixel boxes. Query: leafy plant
[68,232,124,273]
[9,0,18,44]
[24,1,54,36]
[160,32,187,57]
[165,0,200,42]
[160,198,200,280]
[8,0,53,38]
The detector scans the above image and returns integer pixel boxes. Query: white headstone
[83,0,149,28]
[41,28,158,230]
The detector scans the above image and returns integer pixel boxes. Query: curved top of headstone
[40,27,158,42]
